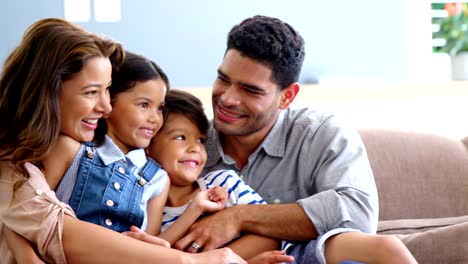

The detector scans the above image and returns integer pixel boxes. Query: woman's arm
[225,233,280,260]
[62,215,246,264]
[3,227,45,264]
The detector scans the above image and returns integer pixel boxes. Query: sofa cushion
[359,129,468,220]
[394,221,468,264]
[378,215,468,235]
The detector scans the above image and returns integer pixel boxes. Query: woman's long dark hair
[0,18,124,174]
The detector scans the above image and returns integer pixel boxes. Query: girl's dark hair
[0,18,124,173]
[162,89,209,135]
[94,51,170,144]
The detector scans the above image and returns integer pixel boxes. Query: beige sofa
[182,83,468,263]
[361,130,468,263]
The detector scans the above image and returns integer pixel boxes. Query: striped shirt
[161,169,292,250]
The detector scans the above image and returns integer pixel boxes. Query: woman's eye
[85,90,98,96]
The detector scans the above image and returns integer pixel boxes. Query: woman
[0,17,245,264]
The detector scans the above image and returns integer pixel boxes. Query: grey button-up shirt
[203,107,378,236]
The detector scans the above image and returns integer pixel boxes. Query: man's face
[211,49,282,137]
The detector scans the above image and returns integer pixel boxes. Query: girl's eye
[157,104,165,111]
[175,135,185,140]
[139,102,149,109]
[197,137,207,144]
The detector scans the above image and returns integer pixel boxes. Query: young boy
[144,89,293,263]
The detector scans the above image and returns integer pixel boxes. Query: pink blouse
[0,162,76,264]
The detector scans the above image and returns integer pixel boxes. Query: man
[176,15,379,263]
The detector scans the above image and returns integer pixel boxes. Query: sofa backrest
[359,129,468,221]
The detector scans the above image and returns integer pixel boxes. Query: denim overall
[68,143,161,233]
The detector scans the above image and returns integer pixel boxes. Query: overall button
[114,182,121,190]
[35,189,43,195]
[118,167,125,174]
[105,219,112,226]
[273,198,281,204]
[106,200,114,207]
[239,175,244,180]
[85,150,94,158]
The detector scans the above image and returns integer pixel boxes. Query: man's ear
[279,82,300,109]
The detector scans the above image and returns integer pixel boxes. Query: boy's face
[148,113,207,186]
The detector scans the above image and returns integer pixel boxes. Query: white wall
[0,0,437,88]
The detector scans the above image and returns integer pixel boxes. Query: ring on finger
[191,242,201,251]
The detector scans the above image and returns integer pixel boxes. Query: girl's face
[60,56,112,142]
[148,113,207,187]
[106,79,166,153]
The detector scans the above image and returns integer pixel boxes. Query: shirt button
[106,200,114,207]
[105,219,112,226]
[35,189,43,195]
[118,167,125,174]
[273,198,281,204]
[114,182,121,190]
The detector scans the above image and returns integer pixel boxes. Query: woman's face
[60,56,112,142]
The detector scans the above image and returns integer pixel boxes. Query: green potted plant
[433,2,468,79]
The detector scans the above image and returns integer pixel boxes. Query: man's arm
[175,203,317,251]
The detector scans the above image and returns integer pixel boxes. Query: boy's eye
[197,137,207,144]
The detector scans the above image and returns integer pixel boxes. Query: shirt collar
[96,135,147,169]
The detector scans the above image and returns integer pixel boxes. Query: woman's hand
[122,226,170,248]
[247,250,294,264]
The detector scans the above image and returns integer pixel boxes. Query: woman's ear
[279,82,300,109]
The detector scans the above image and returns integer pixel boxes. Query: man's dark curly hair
[227,15,305,90]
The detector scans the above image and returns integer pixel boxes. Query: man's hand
[174,206,241,252]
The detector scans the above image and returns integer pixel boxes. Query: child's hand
[247,250,294,264]
[191,186,228,213]
[122,226,171,248]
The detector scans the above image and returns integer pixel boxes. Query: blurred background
[0,0,444,88]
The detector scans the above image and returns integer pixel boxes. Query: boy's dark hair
[226,15,305,90]
[162,89,209,135]
[94,51,170,144]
